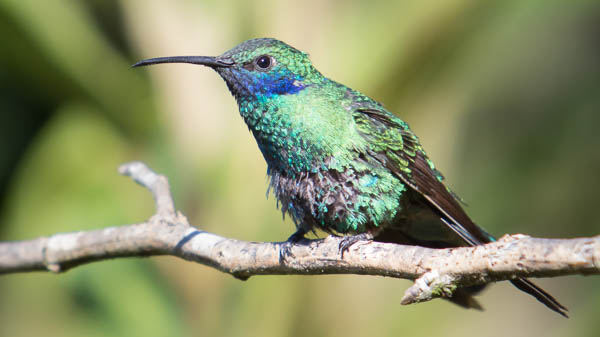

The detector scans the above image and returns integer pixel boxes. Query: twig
[0,161,597,305]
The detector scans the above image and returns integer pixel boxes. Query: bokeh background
[1,0,599,336]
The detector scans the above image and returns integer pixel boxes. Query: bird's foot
[279,229,307,263]
[339,232,374,258]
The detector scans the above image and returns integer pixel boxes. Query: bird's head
[134,38,323,101]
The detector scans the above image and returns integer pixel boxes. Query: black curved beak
[132,56,234,68]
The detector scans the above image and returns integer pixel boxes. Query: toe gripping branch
[279,229,309,263]
[338,232,374,258]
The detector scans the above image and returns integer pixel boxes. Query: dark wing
[353,108,491,245]
[353,107,568,317]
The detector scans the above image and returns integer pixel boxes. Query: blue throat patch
[247,70,306,98]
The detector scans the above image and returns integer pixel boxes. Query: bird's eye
[255,55,273,70]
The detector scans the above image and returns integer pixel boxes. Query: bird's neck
[235,84,363,177]
[236,93,323,176]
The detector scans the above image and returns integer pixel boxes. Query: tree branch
[0,162,598,305]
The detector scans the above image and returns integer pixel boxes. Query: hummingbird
[134,38,567,317]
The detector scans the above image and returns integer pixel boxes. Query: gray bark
[0,162,597,305]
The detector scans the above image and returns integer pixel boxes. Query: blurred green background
[1,0,599,336]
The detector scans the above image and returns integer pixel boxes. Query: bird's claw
[338,233,374,258]
[279,242,294,263]
[279,230,307,263]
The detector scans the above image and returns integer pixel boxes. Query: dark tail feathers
[510,278,568,318]
[448,279,568,318]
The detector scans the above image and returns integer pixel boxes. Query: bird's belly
[269,164,405,235]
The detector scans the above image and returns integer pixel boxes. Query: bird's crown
[219,38,323,85]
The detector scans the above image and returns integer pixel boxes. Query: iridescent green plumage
[134,38,567,317]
